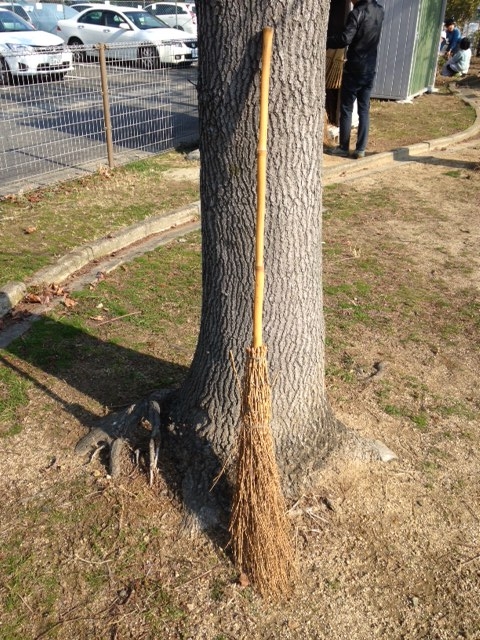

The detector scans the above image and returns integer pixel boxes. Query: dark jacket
[326,0,384,75]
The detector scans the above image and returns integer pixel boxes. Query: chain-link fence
[0,42,198,196]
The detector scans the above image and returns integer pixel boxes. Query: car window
[79,9,103,25]
[0,9,32,31]
[103,11,124,28]
[15,6,29,21]
[163,5,188,14]
[0,5,31,21]
[122,10,167,30]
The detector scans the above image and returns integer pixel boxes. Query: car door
[77,9,136,58]
[75,9,108,46]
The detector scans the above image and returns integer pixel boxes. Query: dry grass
[0,65,480,638]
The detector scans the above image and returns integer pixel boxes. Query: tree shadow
[0,313,231,550]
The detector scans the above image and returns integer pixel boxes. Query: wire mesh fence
[0,41,198,196]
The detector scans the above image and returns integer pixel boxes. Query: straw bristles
[229,345,297,599]
[326,48,345,89]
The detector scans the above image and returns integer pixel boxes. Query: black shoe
[327,146,349,158]
[352,150,366,159]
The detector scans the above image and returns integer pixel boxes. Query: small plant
[444,170,462,178]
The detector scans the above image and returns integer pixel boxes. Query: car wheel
[69,38,86,63]
[138,46,160,70]
[51,72,67,82]
[0,57,11,86]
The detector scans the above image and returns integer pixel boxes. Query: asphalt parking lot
[0,61,198,194]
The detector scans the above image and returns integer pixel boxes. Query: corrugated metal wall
[373,0,418,99]
[409,0,445,95]
[372,0,447,100]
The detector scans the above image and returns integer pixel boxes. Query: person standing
[326,0,384,159]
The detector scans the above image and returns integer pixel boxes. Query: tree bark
[167,0,348,502]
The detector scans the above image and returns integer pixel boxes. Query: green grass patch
[444,170,462,178]
[0,360,31,436]
[0,152,199,284]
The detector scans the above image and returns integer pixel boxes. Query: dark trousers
[339,69,376,152]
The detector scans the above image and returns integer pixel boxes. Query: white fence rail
[0,42,198,196]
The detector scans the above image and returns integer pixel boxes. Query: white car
[0,8,73,85]
[56,5,198,68]
[69,3,97,12]
[145,2,196,36]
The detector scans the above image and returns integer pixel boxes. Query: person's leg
[339,71,357,151]
[441,62,454,76]
[355,72,375,153]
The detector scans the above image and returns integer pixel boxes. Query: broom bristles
[229,345,297,599]
[326,48,345,89]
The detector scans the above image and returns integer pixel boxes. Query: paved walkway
[1,83,479,332]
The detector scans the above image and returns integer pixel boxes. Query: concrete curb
[1,84,479,321]
[0,202,200,319]
[323,85,480,181]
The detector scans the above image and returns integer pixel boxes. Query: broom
[325,47,345,89]
[229,26,296,600]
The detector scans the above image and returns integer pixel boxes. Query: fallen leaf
[63,296,77,308]
[24,293,43,304]
[47,284,65,296]
[98,166,112,179]
[24,226,37,234]
[89,315,105,322]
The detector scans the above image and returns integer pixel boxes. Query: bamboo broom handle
[253,26,274,349]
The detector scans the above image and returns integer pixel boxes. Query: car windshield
[0,8,33,31]
[0,4,30,21]
[122,10,169,30]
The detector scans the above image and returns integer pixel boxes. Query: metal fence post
[98,44,115,169]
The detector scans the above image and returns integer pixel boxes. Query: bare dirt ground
[0,75,480,638]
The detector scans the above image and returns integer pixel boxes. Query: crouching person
[441,38,472,77]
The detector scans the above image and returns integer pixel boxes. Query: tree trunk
[167,0,348,506]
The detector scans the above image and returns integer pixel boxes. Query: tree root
[75,389,171,483]
[75,388,230,536]
[74,391,395,538]
[341,429,397,463]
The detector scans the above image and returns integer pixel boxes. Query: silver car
[0,9,74,84]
